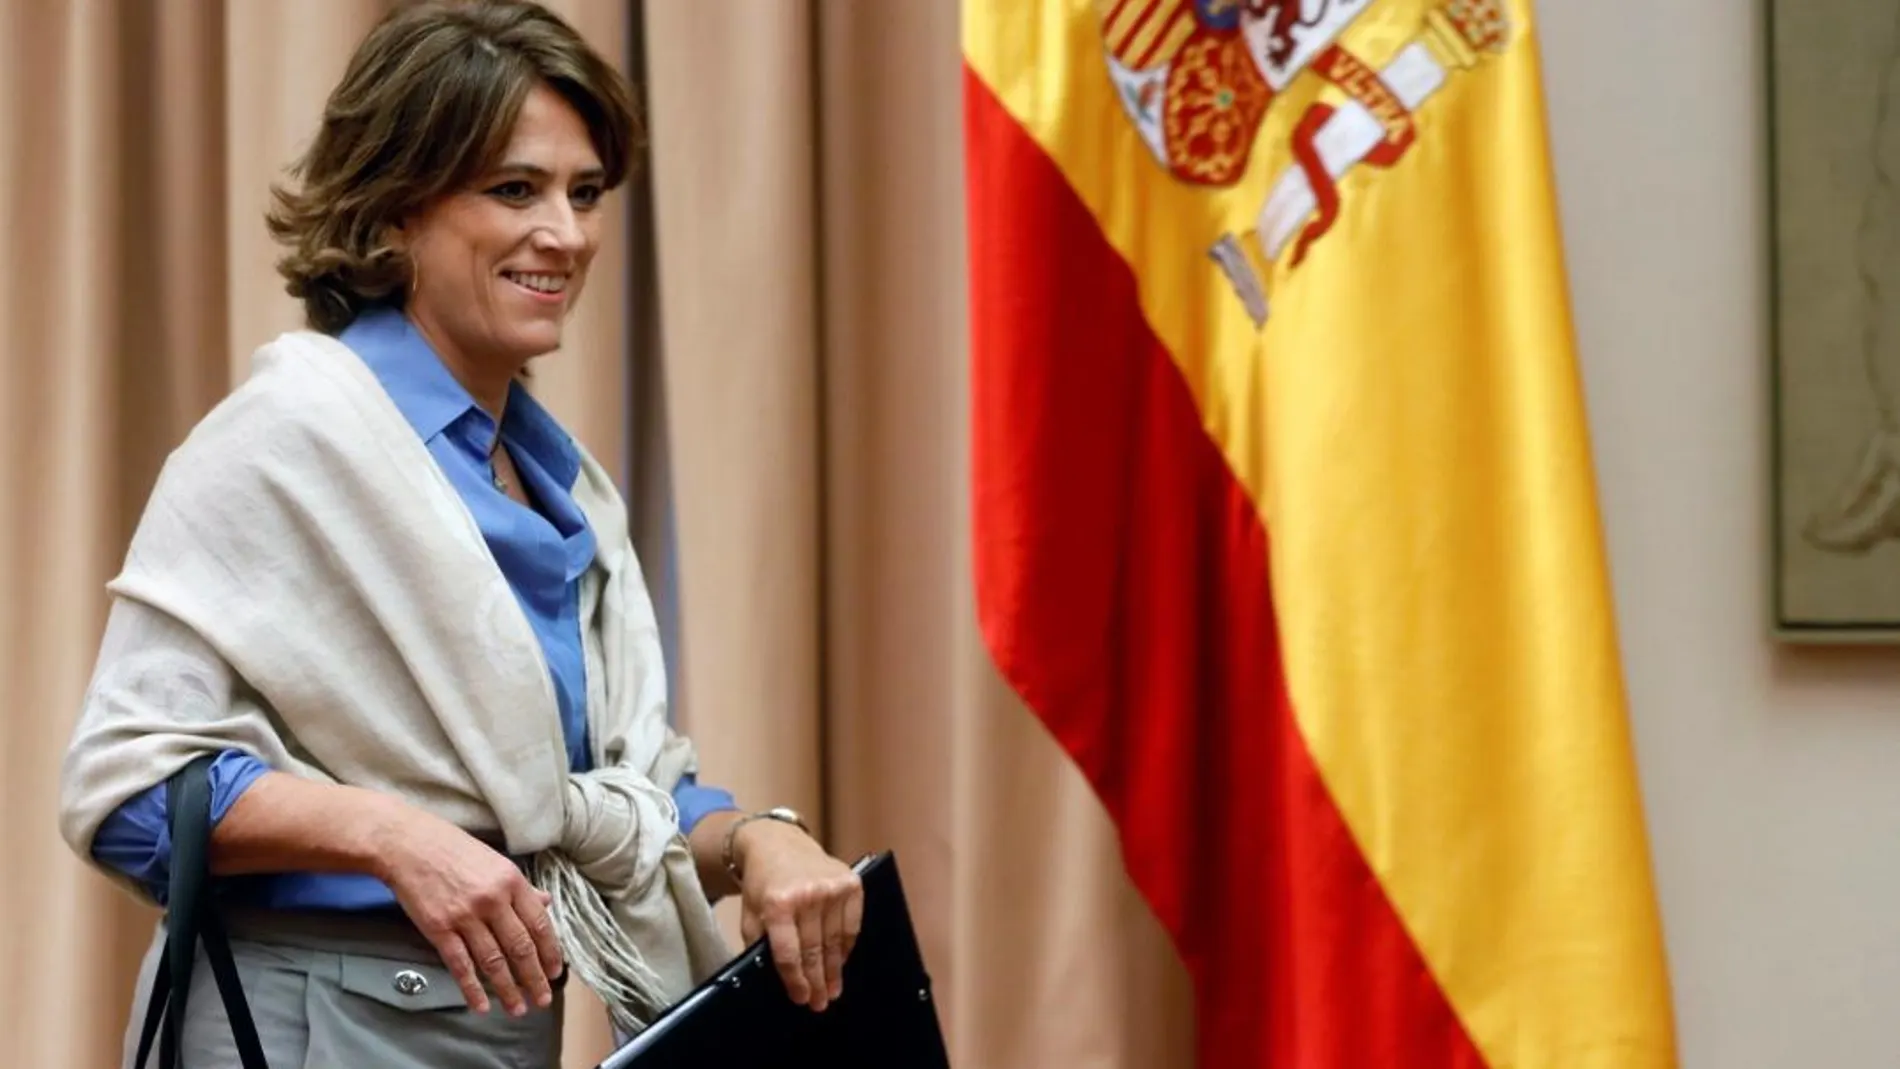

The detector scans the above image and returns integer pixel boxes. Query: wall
[1539,2,1900,1066]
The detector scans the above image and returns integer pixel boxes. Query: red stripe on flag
[963,64,1491,1069]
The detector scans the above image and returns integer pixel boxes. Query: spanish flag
[962,2,1679,1066]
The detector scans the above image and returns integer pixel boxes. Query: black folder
[597,851,951,1068]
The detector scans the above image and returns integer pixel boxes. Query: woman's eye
[488,180,534,201]
[571,184,603,209]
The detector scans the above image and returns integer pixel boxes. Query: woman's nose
[533,203,587,253]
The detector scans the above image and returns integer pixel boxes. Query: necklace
[488,435,509,493]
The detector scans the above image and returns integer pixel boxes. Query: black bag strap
[132,754,270,1068]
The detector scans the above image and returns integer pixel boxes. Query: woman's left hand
[733,822,864,1012]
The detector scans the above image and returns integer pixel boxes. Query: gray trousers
[121,909,565,1069]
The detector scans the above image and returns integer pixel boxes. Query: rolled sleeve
[672,775,739,835]
[91,749,271,904]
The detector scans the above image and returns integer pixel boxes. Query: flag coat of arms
[961,1,1680,1065]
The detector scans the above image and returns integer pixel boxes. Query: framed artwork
[1769,0,1900,640]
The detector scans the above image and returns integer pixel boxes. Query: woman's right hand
[206,772,566,1017]
[371,807,566,1018]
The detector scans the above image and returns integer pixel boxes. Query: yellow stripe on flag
[964,1,1679,1065]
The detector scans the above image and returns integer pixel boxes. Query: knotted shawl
[57,330,730,1035]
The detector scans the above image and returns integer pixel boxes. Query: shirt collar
[503,382,582,490]
[339,306,481,445]
[336,307,582,489]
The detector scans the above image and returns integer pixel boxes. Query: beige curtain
[0,2,630,1065]
[642,3,1196,1066]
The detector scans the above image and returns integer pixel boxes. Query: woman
[56,2,863,1065]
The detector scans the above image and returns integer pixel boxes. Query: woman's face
[399,82,605,372]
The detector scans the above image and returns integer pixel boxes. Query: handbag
[131,753,271,1068]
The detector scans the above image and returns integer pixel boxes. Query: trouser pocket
[301,949,563,1069]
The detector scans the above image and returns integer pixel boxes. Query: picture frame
[1768,0,1900,641]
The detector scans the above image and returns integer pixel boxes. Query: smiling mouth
[502,270,567,297]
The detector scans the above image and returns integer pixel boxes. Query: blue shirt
[91,307,736,907]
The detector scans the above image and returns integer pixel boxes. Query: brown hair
[266,0,641,335]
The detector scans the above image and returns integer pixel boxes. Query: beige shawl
[56,329,729,1035]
